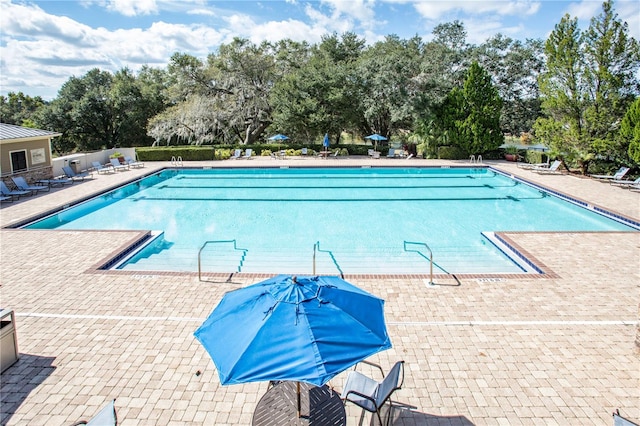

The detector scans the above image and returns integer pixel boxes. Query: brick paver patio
[1,157,638,425]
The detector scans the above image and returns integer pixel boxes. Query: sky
[1,0,638,100]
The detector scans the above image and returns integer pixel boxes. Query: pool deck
[1,156,638,425]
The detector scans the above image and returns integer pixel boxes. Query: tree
[535,1,640,173]
[0,92,46,126]
[620,97,640,162]
[435,62,503,157]
[474,35,543,135]
[357,35,422,138]
[270,33,365,143]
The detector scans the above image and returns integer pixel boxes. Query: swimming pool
[25,167,636,275]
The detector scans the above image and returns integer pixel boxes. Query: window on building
[10,150,27,173]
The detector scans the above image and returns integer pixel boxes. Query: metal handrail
[170,156,183,167]
[403,241,436,285]
[313,241,343,278]
[198,239,247,281]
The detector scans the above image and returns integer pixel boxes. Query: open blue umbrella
[365,133,387,151]
[323,133,330,151]
[268,134,289,141]
[194,275,392,387]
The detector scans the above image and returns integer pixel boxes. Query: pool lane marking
[15,313,638,326]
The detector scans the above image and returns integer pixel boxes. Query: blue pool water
[26,167,636,275]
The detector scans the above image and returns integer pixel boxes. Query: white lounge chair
[11,176,49,194]
[610,177,640,188]
[591,167,630,181]
[532,160,562,174]
[342,360,404,426]
[231,149,242,159]
[387,149,395,158]
[241,148,253,159]
[72,399,117,426]
[109,158,129,172]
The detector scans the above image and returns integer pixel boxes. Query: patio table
[252,381,346,426]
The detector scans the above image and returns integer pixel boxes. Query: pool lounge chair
[91,161,115,174]
[62,166,91,181]
[231,149,242,159]
[109,158,129,172]
[610,177,640,188]
[613,409,639,426]
[0,181,31,199]
[342,360,405,426]
[11,176,50,194]
[0,195,13,202]
[532,160,562,174]
[72,399,118,426]
[387,148,395,158]
[241,148,253,159]
[124,156,144,168]
[519,159,550,169]
[591,166,629,181]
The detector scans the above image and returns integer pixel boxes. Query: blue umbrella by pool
[323,133,330,151]
[194,274,392,387]
[366,133,387,151]
[268,134,289,141]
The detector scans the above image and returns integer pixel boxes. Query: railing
[171,156,183,167]
[313,241,343,278]
[403,241,442,285]
[198,239,248,281]
[469,155,483,164]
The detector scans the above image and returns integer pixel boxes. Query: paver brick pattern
[1,157,638,425]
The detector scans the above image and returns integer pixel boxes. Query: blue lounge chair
[62,166,91,181]
[591,166,630,181]
[124,156,144,168]
[231,149,242,159]
[92,161,115,174]
[11,176,49,194]
[109,158,128,171]
[387,148,395,158]
[0,181,31,199]
[0,195,12,202]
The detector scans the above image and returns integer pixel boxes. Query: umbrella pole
[297,381,301,418]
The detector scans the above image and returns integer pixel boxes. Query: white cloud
[0,0,225,99]
[105,0,158,16]
[413,0,540,20]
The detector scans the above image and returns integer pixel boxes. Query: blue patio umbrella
[194,275,392,387]
[365,133,387,151]
[323,133,330,151]
[268,134,289,141]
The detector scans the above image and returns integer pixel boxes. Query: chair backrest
[613,167,630,179]
[11,176,27,189]
[374,361,404,407]
[245,149,252,157]
[110,158,122,167]
[233,149,242,158]
[92,161,103,168]
[548,160,561,170]
[388,149,395,156]
[0,181,12,194]
[63,166,76,177]
[86,399,117,426]
[613,409,639,426]
[301,148,308,155]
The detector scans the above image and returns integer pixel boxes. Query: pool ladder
[403,241,435,285]
[171,156,183,167]
[312,242,343,278]
[469,154,483,164]
[198,239,248,281]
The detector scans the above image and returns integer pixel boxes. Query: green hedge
[136,143,377,161]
